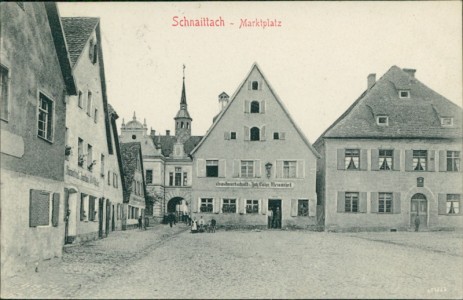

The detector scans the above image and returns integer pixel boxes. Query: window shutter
[393,192,401,214]
[233,159,240,178]
[337,192,345,213]
[30,189,50,227]
[297,160,304,178]
[197,159,205,177]
[239,198,246,214]
[218,159,226,177]
[275,160,283,178]
[370,192,378,213]
[438,150,446,172]
[371,149,379,171]
[309,199,316,217]
[261,199,267,214]
[393,149,401,171]
[360,149,368,171]
[80,194,85,221]
[259,80,262,90]
[337,149,345,170]
[244,100,250,113]
[89,40,94,60]
[64,188,69,222]
[254,160,261,178]
[244,126,250,141]
[359,192,367,213]
[260,125,266,141]
[438,194,447,215]
[260,101,266,113]
[405,150,413,171]
[213,198,220,213]
[224,132,230,140]
[280,132,286,140]
[428,150,435,172]
[52,193,60,227]
[258,199,262,214]
[290,199,298,217]
[248,81,252,90]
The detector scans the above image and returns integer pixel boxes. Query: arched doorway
[411,193,427,227]
[167,197,184,213]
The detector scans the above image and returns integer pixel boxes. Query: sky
[58,1,462,142]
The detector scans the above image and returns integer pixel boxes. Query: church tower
[174,65,192,144]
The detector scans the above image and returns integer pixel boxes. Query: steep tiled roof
[107,103,118,118]
[61,17,99,66]
[319,66,462,140]
[151,135,203,157]
[120,142,142,202]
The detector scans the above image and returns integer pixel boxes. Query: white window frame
[283,160,297,178]
[200,198,213,213]
[378,192,393,213]
[222,198,237,214]
[399,90,410,98]
[376,116,389,126]
[37,91,55,142]
[440,117,454,127]
[240,160,254,178]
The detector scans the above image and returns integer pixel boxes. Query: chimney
[403,68,416,78]
[166,130,170,136]
[367,73,376,91]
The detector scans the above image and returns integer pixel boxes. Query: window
[183,172,188,186]
[88,196,96,221]
[441,117,453,126]
[206,160,219,177]
[273,132,279,140]
[376,116,388,126]
[175,167,182,186]
[378,193,393,213]
[200,198,213,213]
[222,199,236,213]
[87,144,93,170]
[399,90,410,98]
[94,108,98,123]
[250,101,260,113]
[78,91,84,108]
[92,42,98,64]
[251,81,259,90]
[181,121,184,128]
[345,149,360,170]
[298,200,309,216]
[447,151,460,172]
[29,190,50,227]
[169,172,173,186]
[413,150,427,171]
[132,135,136,140]
[283,161,297,178]
[446,194,460,214]
[379,150,393,170]
[345,192,359,213]
[1,65,9,121]
[78,138,84,167]
[86,91,92,116]
[230,132,236,140]
[100,154,105,177]
[246,200,259,214]
[241,161,254,178]
[146,170,153,184]
[107,171,111,185]
[80,194,88,221]
[37,93,54,141]
[250,127,260,141]
[113,173,118,188]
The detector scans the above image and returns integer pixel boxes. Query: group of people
[267,207,281,229]
[191,216,216,233]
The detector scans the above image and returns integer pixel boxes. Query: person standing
[138,215,142,229]
[198,216,205,232]
[191,218,198,233]
[267,208,273,229]
[414,214,421,232]
[168,213,174,228]
[273,207,281,229]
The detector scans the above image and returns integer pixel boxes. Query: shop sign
[66,166,100,187]
[216,181,294,189]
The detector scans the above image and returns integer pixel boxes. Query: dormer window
[252,81,259,90]
[441,117,453,127]
[399,90,410,98]
[376,116,389,126]
[89,39,98,64]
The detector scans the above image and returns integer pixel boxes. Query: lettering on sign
[216,181,294,189]
[66,166,100,187]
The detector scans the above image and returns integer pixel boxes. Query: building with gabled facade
[1,2,76,275]
[120,142,146,229]
[314,66,462,231]
[61,16,124,243]
[190,63,320,229]
[119,71,202,222]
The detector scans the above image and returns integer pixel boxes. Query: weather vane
[183,64,185,79]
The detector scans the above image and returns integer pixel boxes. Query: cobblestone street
[2,225,462,299]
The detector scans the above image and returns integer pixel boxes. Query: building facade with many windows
[314,66,462,231]
[190,64,320,228]
[1,2,77,274]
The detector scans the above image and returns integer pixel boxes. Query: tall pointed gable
[61,17,99,67]
[191,63,320,158]
[318,66,462,141]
